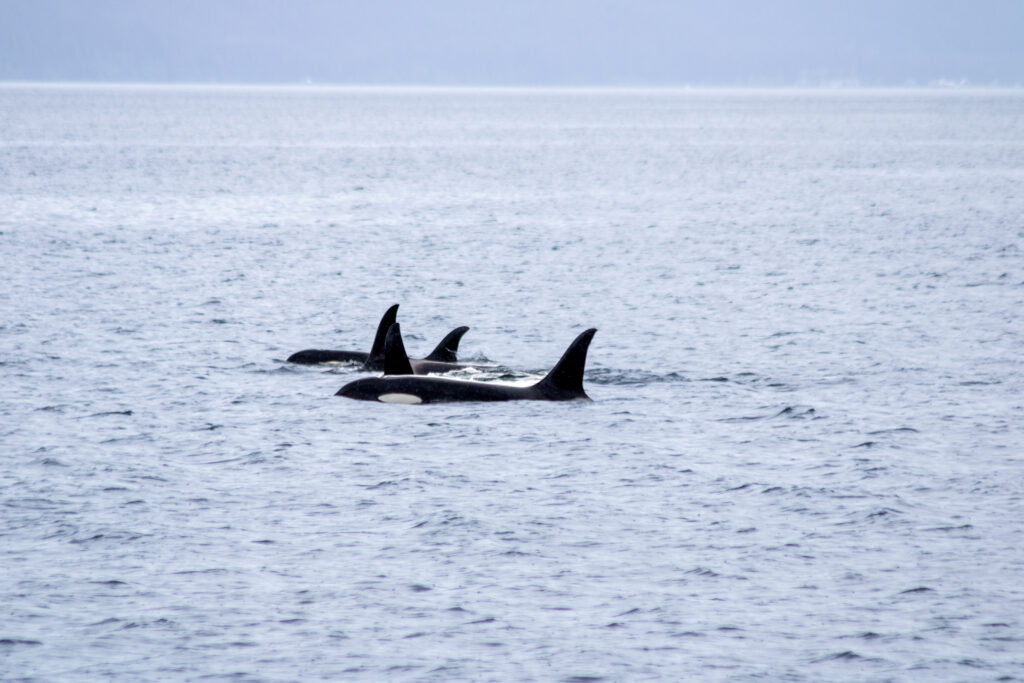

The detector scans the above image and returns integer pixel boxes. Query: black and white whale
[336,323,597,404]
[287,304,470,372]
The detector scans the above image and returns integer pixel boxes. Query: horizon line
[3,80,1023,92]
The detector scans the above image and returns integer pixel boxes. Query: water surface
[2,85,1023,681]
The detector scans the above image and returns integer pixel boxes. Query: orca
[287,304,470,372]
[336,323,596,403]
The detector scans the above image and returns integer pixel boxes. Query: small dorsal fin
[535,328,597,398]
[423,326,469,362]
[366,304,399,368]
[382,323,414,376]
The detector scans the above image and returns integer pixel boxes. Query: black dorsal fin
[365,304,399,369]
[382,323,414,376]
[535,328,597,398]
[423,326,469,362]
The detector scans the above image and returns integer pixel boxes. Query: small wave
[585,368,690,385]
[457,354,494,363]
[5,497,67,510]
[922,524,974,533]
[840,631,883,640]
[866,427,919,435]
[958,658,993,669]
[866,507,903,520]
[0,638,42,647]
[69,529,148,544]
[719,405,818,422]
[815,650,864,662]
[686,567,721,577]
[775,406,817,418]
[717,373,799,391]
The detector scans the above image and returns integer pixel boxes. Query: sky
[1,0,1023,86]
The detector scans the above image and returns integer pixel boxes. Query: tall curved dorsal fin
[382,323,414,376]
[366,304,400,368]
[423,326,469,363]
[535,328,597,398]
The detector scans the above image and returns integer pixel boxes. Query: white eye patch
[377,393,423,404]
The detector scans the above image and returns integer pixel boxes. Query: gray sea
[2,84,1023,681]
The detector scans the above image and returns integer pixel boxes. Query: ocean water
[2,84,1023,681]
